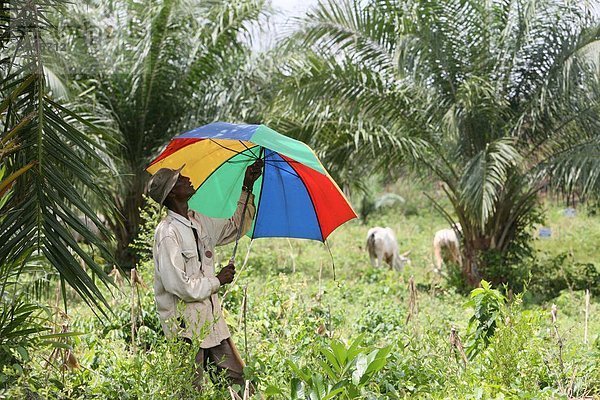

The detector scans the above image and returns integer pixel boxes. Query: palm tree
[276,0,600,286]
[1,0,117,310]
[54,0,270,267]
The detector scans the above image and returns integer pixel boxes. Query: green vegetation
[2,195,599,398]
[274,0,600,286]
[1,0,599,398]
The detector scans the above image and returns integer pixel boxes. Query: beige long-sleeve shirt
[153,192,255,348]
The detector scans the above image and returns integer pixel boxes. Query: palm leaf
[1,0,117,312]
[460,138,523,227]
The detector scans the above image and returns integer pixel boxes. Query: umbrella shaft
[230,147,264,264]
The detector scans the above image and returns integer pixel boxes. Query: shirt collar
[167,209,193,228]
[166,209,206,239]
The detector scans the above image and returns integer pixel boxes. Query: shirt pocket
[181,248,201,277]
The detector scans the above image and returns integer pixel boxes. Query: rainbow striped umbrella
[147,122,357,241]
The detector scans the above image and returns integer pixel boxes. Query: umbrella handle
[230,147,264,264]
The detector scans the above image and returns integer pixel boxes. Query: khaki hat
[148,165,185,205]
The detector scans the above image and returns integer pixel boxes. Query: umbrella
[146,122,357,247]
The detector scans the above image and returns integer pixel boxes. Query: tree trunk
[113,172,147,270]
[462,247,481,287]
[461,236,491,287]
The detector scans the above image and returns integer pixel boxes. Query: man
[148,159,263,392]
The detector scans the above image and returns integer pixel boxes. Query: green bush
[276,336,391,399]
[464,280,505,359]
[528,252,600,301]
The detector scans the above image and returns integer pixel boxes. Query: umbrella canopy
[147,122,357,241]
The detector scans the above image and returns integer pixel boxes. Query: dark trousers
[182,338,245,391]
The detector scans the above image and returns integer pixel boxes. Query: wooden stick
[243,285,248,361]
[229,387,242,400]
[131,268,137,354]
[449,327,468,367]
[406,276,418,323]
[318,260,323,300]
[243,380,250,400]
[238,288,246,329]
[551,304,565,373]
[227,337,245,368]
[584,289,590,345]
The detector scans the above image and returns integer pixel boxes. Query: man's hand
[243,159,264,189]
[217,262,236,286]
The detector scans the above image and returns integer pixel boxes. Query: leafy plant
[359,192,405,224]
[0,256,85,391]
[528,252,600,301]
[0,296,44,387]
[464,280,505,359]
[282,336,391,399]
[2,201,600,398]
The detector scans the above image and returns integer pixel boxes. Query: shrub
[276,336,392,399]
[464,280,505,359]
[528,252,600,301]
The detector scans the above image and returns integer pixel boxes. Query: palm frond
[459,138,523,227]
[292,0,398,72]
[542,137,600,196]
[1,0,117,312]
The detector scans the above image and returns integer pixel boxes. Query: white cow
[366,227,409,271]
[432,223,462,274]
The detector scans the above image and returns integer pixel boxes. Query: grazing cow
[432,223,462,274]
[366,227,408,271]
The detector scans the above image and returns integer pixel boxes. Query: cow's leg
[433,243,443,274]
[368,251,377,267]
[367,234,377,267]
[375,252,383,268]
[383,254,392,269]
[456,246,463,267]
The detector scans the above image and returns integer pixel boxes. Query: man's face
[169,174,196,201]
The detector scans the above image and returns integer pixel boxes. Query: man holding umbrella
[148,159,263,392]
